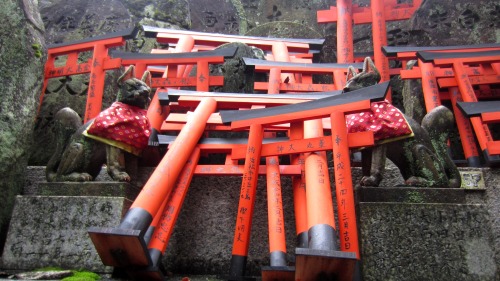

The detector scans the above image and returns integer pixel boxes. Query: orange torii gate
[317,0,423,100]
[417,49,500,166]
[457,101,500,157]
[220,81,390,281]
[243,57,363,93]
[141,25,324,56]
[383,44,500,167]
[241,56,365,281]
[40,27,139,123]
[104,47,236,146]
[88,80,388,281]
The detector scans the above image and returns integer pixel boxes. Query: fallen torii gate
[88,81,390,281]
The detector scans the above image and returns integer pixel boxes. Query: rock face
[0,0,45,253]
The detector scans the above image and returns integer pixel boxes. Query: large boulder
[0,0,45,254]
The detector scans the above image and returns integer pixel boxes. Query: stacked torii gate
[41,24,399,281]
[383,44,500,166]
[317,0,423,100]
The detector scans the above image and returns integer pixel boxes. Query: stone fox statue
[46,66,152,182]
[343,57,461,188]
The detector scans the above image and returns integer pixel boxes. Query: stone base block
[358,202,498,281]
[1,183,135,273]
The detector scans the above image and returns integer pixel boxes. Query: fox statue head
[116,65,152,109]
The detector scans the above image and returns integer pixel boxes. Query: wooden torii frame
[220,81,391,281]
[141,25,324,56]
[382,43,500,167]
[457,101,500,157]
[88,81,389,281]
[40,27,139,123]
[417,49,500,165]
[317,0,423,100]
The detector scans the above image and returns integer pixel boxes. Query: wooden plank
[253,82,336,92]
[220,82,389,129]
[417,50,500,64]
[88,227,151,267]
[194,164,301,176]
[142,25,324,48]
[230,132,374,160]
[438,75,500,88]
[295,248,357,281]
[110,47,236,64]
[48,27,139,49]
[261,266,295,281]
[382,43,500,57]
[317,1,421,24]
[244,57,362,71]
[456,101,500,117]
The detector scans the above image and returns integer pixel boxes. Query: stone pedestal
[1,182,139,273]
[357,184,499,281]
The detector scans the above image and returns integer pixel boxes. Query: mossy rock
[245,21,322,39]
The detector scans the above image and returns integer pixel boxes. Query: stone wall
[2,166,498,280]
[0,0,45,255]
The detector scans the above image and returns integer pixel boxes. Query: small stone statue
[344,57,461,188]
[46,66,152,182]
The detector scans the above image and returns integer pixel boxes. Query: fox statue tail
[421,105,462,188]
[46,107,82,181]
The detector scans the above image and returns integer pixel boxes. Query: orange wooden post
[126,148,200,281]
[418,60,442,112]
[266,43,292,269]
[143,194,169,246]
[265,63,288,268]
[266,157,287,266]
[229,124,264,279]
[330,111,359,258]
[37,53,57,117]
[371,0,391,101]
[449,87,481,167]
[290,123,308,248]
[130,97,215,221]
[336,0,354,64]
[89,97,216,268]
[335,0,354,89]
[151,149,199,260]
[174,35,195,77]
[271,42,310,251]
[304,119,337,251]
[147,35,195,144]
[84,43,108,122]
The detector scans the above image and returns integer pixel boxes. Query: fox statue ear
[141,70,152,89]
[346,66,358,81]
[118,65,135,85]
[363,57,379,75]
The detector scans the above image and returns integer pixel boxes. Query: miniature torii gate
[457,101,500,157]
[142,25,324,56]
[383,44,500,166]
[220,82,390,281]
[39,27,139,123]
[317,0,423,100]
[417,49,500,165]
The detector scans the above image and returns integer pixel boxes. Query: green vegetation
[62,270,101,281]
[31,43,43,58]
[406,191,425,203]
[34,267,101,281]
